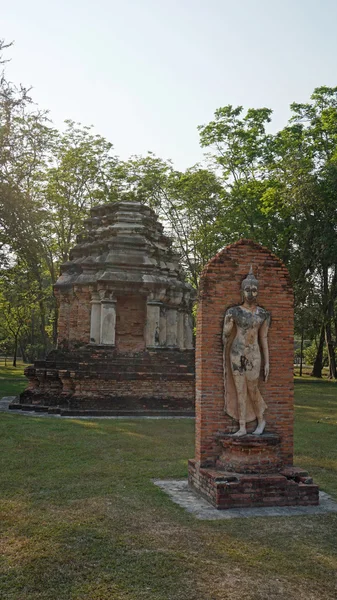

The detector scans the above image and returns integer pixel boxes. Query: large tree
[0,42,120,355]
[198,88,337,377]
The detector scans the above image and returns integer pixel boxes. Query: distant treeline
[1,40,336,377]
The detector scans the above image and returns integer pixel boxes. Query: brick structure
[188,239,319,508]
[17,202,195,416]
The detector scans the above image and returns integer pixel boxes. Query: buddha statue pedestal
[189,433,318,509]
[188,459,319,509]
[215,433,282,473]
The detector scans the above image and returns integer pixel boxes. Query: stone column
[166,308,178,347]
[146,301,161,347]
[184,313,194,349]
[177,311,185,349]
[159,306,167,346]
[100,294,117,345]
[90,292,101,344]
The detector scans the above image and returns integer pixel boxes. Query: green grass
[0,360,27,396]
[0,378,337,599]
[294,377,337,496]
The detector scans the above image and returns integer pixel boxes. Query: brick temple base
[17,347,195,416]
[188,460,319,509]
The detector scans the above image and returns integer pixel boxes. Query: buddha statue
[222,267,270,437]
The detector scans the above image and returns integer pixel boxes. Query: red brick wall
[116,295,146,352]
[55,290,72,347]
[195,239,294,467]
[75,287,91,344]
[56,288,91,348]
[73,379,193,399]
[20,347,196,411]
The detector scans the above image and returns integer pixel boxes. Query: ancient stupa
[17,202,196,415]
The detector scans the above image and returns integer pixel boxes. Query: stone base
[188,460,319,509]
[216,433,282,473]
[20,347,195,415]
[9,403,194,417]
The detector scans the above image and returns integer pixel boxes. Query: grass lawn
[0,360,27,396]
[0,377,337,599]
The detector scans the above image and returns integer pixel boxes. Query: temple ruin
[17,201,195,415]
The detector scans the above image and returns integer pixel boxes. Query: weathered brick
[188,239,319,509]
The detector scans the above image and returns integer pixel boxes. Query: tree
[198,105,296,262]
[42,121,119,266]
[0,42,121,350]
[283,88,337,377]
[0,265,42,366]
[199,89,337,378]
[117,154,225,286]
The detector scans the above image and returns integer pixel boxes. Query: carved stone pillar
[146,301,161,347]
[159,306,167,346]
[166,308,178,347]
[100,292,116,345]
[90,292,101,344]
[184,313,194,349]
[177,311,185,349]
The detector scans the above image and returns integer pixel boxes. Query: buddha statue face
[241,267,259,305]
[242,283,258,305]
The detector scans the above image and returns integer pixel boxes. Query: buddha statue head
[241,266,258,305]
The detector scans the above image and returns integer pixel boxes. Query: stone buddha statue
[222,267,270,437]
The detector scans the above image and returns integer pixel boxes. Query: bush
[303,340,328,366]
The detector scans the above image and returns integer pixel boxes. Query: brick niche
[188,239,319,508]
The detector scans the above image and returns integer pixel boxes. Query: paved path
[153,479,337,520]
[0,397,61,418]
[0,397,18,412]
[0,397,193,419]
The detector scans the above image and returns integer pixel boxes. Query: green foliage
[303,340,328,367]
[198,105,273,180]
[117,154,225,285]
[0,43,121,355]
[42,120,119,264]
[2,38,337,370]
[199,88,337,377]
[0,266,45,364]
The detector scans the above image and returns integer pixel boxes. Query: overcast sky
[2,0,337,169]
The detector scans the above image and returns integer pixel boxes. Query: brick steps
[9,403,51,412]
[69,372,194,380]
[10,403,195,417]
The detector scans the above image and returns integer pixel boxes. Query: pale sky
[2,0,337,169]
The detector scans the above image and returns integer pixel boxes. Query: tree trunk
[19,341,27,363]
[12,335,18,367]
[299,327,304,377]
[311,324,325,378]
[33,269,48,357]
[325,318,337,379]
[31,309,35,345]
